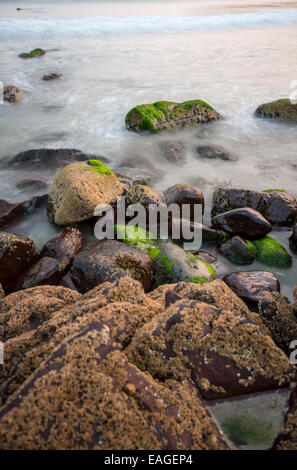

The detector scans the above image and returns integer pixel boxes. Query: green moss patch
[114,225,156,254]
[187,276,208,285]
[253,236,292,268]
[86,159,113,175]
[19,48,46,58]
[222,410,274,446]
[263,189,285,193]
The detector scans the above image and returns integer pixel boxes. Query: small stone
[3,86,23,103]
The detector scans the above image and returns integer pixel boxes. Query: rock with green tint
[290,223,297,254]
[218,236,257,265]
[151,241,216,287]
[125,100,221,133]
[255,99,297,122]
[114,224,156,254]
[19,48,46,59]
[253,236,292,268]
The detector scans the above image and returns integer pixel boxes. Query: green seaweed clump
[222,410,274,447]
[187,276,208,285]
[114,225,156,254]
[263,189,285,193]
[19,48,46,59]
[253,236,292,268]
[160,256,173,273]
[86,159,113,176]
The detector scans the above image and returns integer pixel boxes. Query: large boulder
[125,100,221,133]
[164,183,205,219]
[41,226,84,267]
[212,207,272,238]
[223,270,280,304]
[253,236,292,268]
[212,188,297,227]
[71,240,154,293]
[3,86,23,103]
[0,232,37,290]
[255,99,297,122]
[47,160,123,225]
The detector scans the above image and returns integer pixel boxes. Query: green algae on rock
[255,99,297,122]
[114,225,156,254]
[218,236,257,265]
[19,48,46,59]
[253,236,292,268]
[125,100,221,132]
[86,159,113,175]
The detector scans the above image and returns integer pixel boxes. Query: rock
[273,388,297,450]
[127,285,295,399]
[151,241,216,286]
[125,100,221,133]
[258,293,297,356]
[71,240,154,293]
[164,183,204,219]
[212,188,297,227]
[255,99,297,122]
[196,144,238,161]
[19,48,46,59]
[42,73,62,81]
[0,284,4,298]
[170,218,227,245]
[114,225,156,254]
[0,195,47,229]
[40,226,84,268]
[223,271,280,304]
[0,232,37,290]
[3,86,23,103]
[0,330,227,449]
[47,160,123,225]
[253,236,292,268]
[290,223,297,253]
[16,179,49,192]
[9,148,104,170]
[212,207,272,238]
[58,271,78,291]
[218,236,257,264]
[159,141,185,164]
[125,184,166,209]
[193,251,217,264]
[13,257,62,291]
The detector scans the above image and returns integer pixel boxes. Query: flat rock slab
[223,270,280,304]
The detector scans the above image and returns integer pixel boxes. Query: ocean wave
[1,9,297,39]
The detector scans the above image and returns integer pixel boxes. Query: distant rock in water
[125,100,221,133]
[19,48,46,59]
[3,86,23,103]
[196,144,238,161]
[255,99,297,122]
[42,73,62,81]
[16,179,49,192]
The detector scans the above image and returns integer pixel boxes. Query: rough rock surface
[164,183,205,219]
[255,99,297,122]
[212,188,297,227]
[196,144,238,161]
[41,226,84,267]
[3,85,23,103]
[218,236,257,265]
[212,207,272,238]
[71,240,154,293]
[13,256,62,291]
[125,100,221,132]
[223,270,280,304]
[125,184,166,209]
[48,160,123,225]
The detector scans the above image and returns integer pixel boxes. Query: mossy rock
[114,224,156,254]
[218,236,257,265]
[252,236,292,268]
[255,99,297,122]
[19,48,46,59]
[125,100,221,133]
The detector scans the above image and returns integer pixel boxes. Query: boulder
[3,86,23,103]
[255,99,297,122]
[290,223,297,253]
[125,100,221,132]
[223,270,280,304]
[125,184,166,209]
[127,289,295,399]
[42,73,62,81]
[169,218,227,245]
[47,160,123,225]
[13,257,62,291]
[151,241,216,286]
[0,232,37,290]
[19,48,46,58]
[159,141,185,164]
[164,183,204,219]
[196,144,238,161]
[0,195,47,229]
[212,188,297,227]
[253,236,292,267]
[218,236,257,265]
[212,207,272,238]
[114,225,156,254]
[40,226,84,267]
[71,240,154,292]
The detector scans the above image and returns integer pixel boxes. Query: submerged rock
[3,86,23,103]
[0,195,47,229]
[255,99,297,122]
[196,144,238,161]
[164,183,205,219]
[218,236,257,265]
[290,223,297,253]
[212,207,272,238]
[223,270,280,305]
[42,73,62,81]
[47,160,123,225]
[253,236,292,268]
[212,188,297,227]
[125,100,221,132]
[159,141,185,164]
[19,48,46,59]
[16,179,49,192]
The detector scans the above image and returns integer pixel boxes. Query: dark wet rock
[58,270,78,291]
[16,179,49,192]
[290,223,297,253]
[255,99,297,123]
[40,226,84,268]
[9,148,108,170]
[42,73,62,81]
[13,257,62,291]
[127,283,294,400]
[71,239,154,293]
[0,232,37,290]
[159,141,185,164]
[212,188,297,227]
[212,207,272,238]
[218,236,257,265]
[169,218,227,245]
[126,183,166,208]
[253,236,292,268]
[258,293,297,356]
[3,86,23,103]
[196,144,238,161]
[193,251,217,264]
[165,290,183,307]
[223,270,280,305]
[0,195,47,230]
[125,100,221,133]
[164,183,204,219]
[19,48,46,59]
[151,242,216,287]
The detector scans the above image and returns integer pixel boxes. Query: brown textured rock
[159,141,185,164]
[212,207,272,238]
[12,257,62,291]
[127,294,295,399]
[125,184,166,211]
[196,144,238,161]
[255,99,297,122]
[0,328,227,449]
[0,283,4,298]
[164,183,205,219]
[41,226,84,267]
[0,232,37,290]
[223,271,280,305]
[71,239,154,293]
[3,85,23,103]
